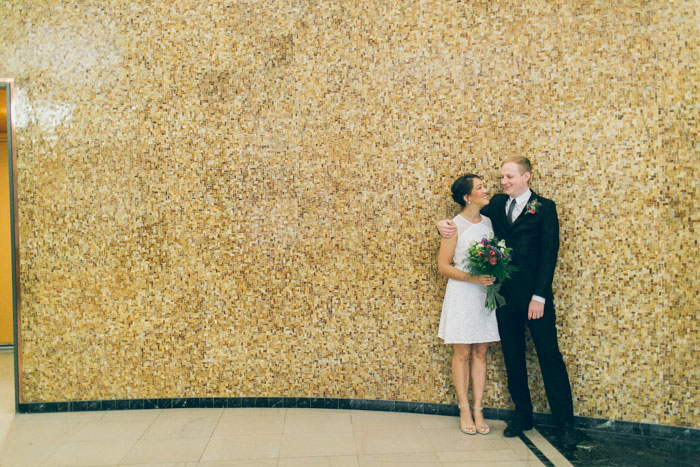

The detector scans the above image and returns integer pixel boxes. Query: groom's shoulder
[491,193,508,202]
[531,193,558,215]
[532,191,555,205]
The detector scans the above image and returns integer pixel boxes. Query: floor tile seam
[352,429,437,457]
[421,426,517,449]
[5,421,87,445]
[279,405,289,457]
[1,440,61,466]
[282,427,355,435]
[437,461,531,467]
[153,407,225,418]
[142,423,220,438]
[276,456,363,467]
[423,428,462,454]
[199,442,283,464]
[351,426,431,432]
[26,442,62,467]
[61,416,97,442]
[207,432,285,441]
[116,428,158,466]
[139,434,219,442]
[201,406,242,440]
[353,429,436,453]
[277,435,359,458]
[436,447,538,459]
[276,452,365,459]
[124,437,210,465]
[195,402,225,463]
[1,429,82,445]
[67,429,155,443]
[44,437,139,467]
[523,430,572,465]
[139,411,161,439]
[518,432,555,467]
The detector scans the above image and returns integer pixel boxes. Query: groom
[438,156,578,446]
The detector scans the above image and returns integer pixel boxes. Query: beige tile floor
[0,350,572,466]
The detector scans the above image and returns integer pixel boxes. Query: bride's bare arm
[438,235,472,282]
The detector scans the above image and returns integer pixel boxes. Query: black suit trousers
[496,298,574,426]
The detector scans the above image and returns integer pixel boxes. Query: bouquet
[465,235,517,312]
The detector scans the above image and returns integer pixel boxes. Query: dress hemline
[438,338,501,345]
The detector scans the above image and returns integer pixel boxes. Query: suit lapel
[496,195,510,227]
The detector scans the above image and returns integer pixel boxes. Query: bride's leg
[471,342,490,433]
[452,344,475,431]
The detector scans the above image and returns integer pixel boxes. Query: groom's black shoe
[503,416,534,437]
[556,421,587,449]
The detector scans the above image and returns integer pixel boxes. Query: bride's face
[466,178,489,207]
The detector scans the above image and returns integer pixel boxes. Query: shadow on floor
[536,425,700,467]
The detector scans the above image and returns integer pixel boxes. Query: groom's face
[501,162,530,197]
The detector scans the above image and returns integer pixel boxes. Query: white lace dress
[438,214,501,344]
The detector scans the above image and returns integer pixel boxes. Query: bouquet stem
[485,282,506,312]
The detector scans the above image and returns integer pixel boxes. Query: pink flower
[489,257,498,265]
[525,199,541,215]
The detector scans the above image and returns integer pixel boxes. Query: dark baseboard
[17,397,699,442]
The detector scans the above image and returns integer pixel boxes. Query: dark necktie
[507,199,516,225]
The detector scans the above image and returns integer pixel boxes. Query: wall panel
[0,0,697,427]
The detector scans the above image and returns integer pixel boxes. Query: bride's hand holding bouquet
[466,273,495,286]
[465,236,517,312]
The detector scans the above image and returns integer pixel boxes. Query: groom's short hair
[502,156,532,175]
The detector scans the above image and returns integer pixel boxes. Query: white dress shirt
[506,189,546,305]
[505,189,531,222]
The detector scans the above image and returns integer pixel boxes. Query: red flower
[489,257,498,265]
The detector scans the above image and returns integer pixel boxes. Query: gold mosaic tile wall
[1,1,698,427]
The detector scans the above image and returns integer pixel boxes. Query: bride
[437,174,500,435]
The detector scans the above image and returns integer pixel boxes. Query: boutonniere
[525,199,541,215]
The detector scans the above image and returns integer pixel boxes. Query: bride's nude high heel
[459,403,477,435]
[473,406,490,435]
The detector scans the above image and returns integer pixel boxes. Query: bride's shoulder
[451,214,469,235]
[481,215,493,228]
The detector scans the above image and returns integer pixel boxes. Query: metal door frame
[1,78,22,411]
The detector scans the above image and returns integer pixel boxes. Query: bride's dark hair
[451,174,481,207]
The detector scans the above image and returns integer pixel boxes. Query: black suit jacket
[481,191,559,303]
